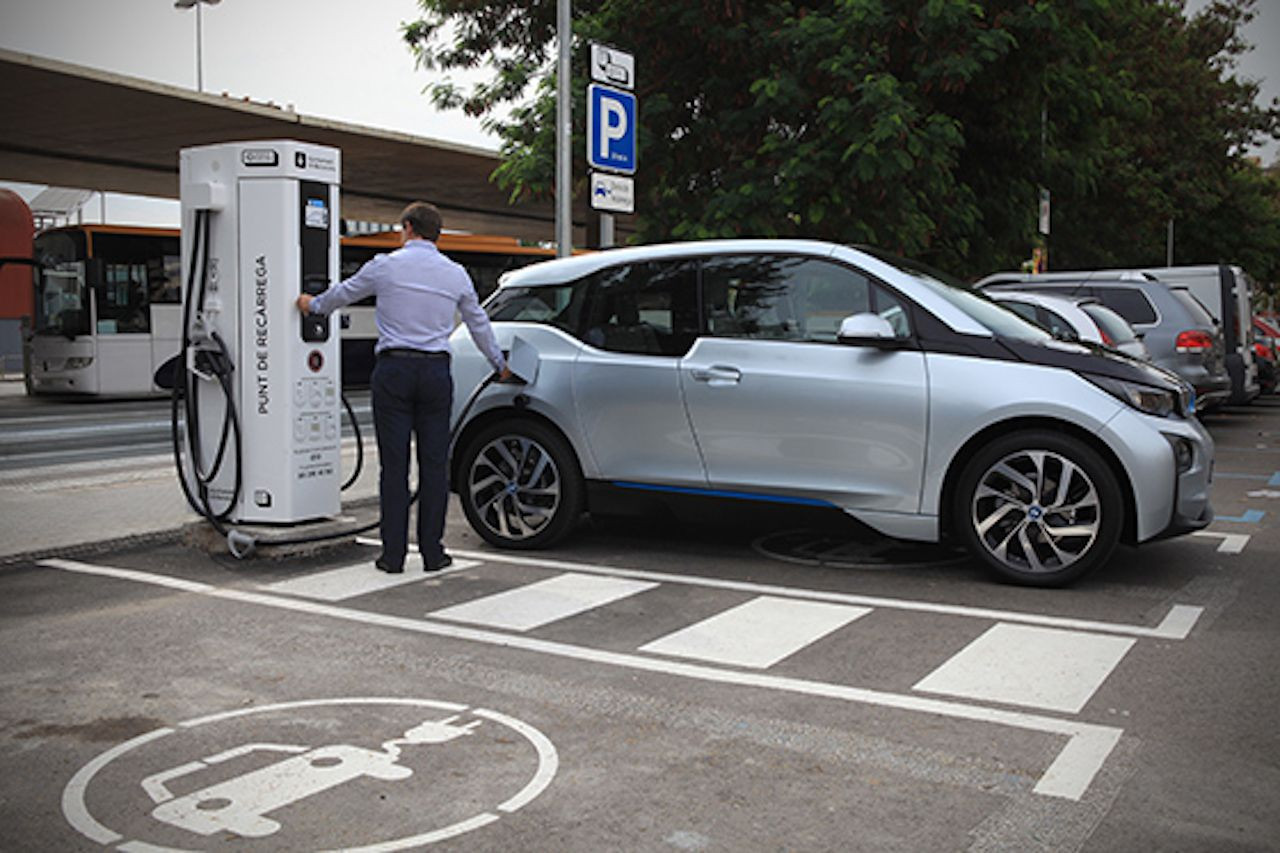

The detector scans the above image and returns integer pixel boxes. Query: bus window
[100,261,149,333]
[33,230,90,338]
[36,266,90,338]
[149,254,183,304]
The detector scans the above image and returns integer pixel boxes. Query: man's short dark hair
[400,201,442,241]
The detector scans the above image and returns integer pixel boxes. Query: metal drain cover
[753,529,969,570]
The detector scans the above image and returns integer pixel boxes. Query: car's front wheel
[457,419,584,549]
[955,431,1123,586]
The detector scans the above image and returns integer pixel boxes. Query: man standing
[297,202,508,573]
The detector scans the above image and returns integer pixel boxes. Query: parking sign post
[589,44,636,248]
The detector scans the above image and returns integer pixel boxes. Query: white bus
[27,224,557,396]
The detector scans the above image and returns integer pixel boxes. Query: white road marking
[428,573,657,631]
[42,557,1122,800]
[912,624,1136,714]
[1190,530,1251,554]
[360,540,1203,640]
[261,560,479,601]
[638,596,870,669]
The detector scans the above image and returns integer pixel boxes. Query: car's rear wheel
[955,431,1123,586]
[457,419,583,549]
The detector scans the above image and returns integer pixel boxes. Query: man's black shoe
[375,559,404,574]
[423,554,453,573]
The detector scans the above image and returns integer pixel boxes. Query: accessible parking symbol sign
[588,84,637,174]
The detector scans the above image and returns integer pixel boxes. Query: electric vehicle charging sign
[62,698,558,850]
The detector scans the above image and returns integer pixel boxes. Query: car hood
[1000,336,1184,392]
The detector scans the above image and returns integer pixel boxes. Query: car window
[701,255,908,343]
[1091,287,1158,325]
[1038,307,1076,338]
[999,300,1039,325]
[1169,288,1216,326]
[486,282,587,335]
[1079,303,1139,344]
[582,260,700,356]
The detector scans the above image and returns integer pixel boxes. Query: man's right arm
[299,256,384,315]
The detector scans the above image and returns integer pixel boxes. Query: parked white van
[1142,265,1260,406]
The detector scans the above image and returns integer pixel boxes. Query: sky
[0,0,1277,227]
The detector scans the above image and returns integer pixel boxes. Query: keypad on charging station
[293,377,338,445]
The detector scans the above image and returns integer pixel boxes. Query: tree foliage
[404,0,1280,282]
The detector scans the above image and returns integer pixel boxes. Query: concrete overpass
[0,47,603,243]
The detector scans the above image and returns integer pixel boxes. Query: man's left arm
[457,277,508,375]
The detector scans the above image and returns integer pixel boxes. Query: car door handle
[690,365,742,385]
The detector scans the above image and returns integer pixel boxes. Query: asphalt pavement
[0,379,382,562]
[2,381,1279,851]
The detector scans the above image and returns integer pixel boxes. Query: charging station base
[179,497,381,560]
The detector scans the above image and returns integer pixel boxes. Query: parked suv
[448,241,1214,587]
[976,272,1232,411]
[1142,266,1260,405]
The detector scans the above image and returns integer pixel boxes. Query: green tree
[404,0,1280,281]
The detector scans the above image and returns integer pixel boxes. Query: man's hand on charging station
[296,293,314,314]
[496,366,517,384]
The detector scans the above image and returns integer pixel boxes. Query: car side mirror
[837,313,906,348]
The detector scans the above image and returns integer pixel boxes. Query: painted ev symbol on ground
[63,698,557,850]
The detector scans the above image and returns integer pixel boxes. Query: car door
[570,259,708,487]
[679,254,929,513]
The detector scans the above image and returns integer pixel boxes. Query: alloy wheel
[970,448,1102,575]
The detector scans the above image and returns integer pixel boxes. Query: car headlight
[1086,374,1178,418]
[64,356,93,370]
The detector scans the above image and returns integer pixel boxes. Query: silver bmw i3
[447,240,1213,586]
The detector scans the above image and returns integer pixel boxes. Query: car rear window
[1169,288,1216,326]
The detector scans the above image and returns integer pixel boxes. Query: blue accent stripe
[611,481,837,508]
[1216,510,1265,523]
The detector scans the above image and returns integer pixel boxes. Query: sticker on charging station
[62,698,558,850]
[241,148,279,167]
[304,198,329,229]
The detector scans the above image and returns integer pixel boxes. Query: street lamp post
[174,0,221,93]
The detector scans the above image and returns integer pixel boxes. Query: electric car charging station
[176,140,344,532]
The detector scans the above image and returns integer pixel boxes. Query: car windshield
[854,247,1053,343]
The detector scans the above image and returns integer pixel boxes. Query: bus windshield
[33,230,90,337]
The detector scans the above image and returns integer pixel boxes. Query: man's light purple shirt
[308,238,506,371]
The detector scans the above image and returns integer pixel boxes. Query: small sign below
[591,172,635,213]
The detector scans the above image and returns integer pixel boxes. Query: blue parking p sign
[588,84,637,174]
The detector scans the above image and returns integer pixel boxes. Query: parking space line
[1215,510,1266,523]
[637,596,871,669]
[1191,531,1250,554]
[427,573,657,631]
[912,624,1136,714]
[41,557,1122,801]
[261,560,480,601]
[355,542,1202,640]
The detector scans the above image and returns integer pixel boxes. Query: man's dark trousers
[370,352,453,570]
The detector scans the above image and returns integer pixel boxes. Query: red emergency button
[307,350,324,372]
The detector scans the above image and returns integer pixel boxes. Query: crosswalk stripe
[261,559,479,601]
[638,596,871,669]
[428,572,657,631]
[912,623,1136,713]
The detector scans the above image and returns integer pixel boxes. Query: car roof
[496,239,997,337]
[975,269,1157,288]
[987,290,1098,312]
